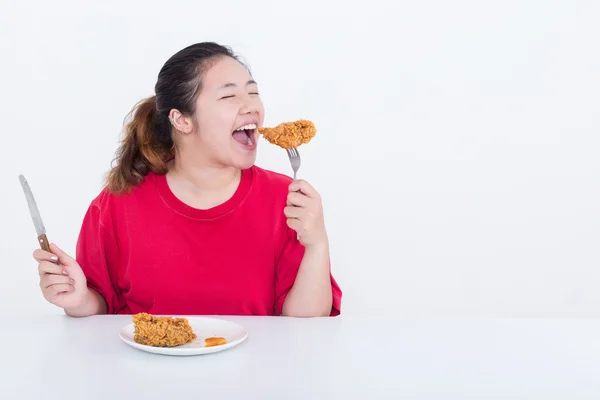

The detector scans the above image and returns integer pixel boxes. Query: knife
[19,174,51,252]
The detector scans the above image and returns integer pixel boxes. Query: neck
[169,145,241,191]
[165,149,242,210]
[171,160,240,192]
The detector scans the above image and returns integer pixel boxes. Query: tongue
[232,130,248,145]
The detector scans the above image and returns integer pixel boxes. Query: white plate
[119,316,248,356]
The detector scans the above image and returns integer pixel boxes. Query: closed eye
[219,92,259,100]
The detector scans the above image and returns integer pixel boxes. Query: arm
[34,241,109,318]
[64,287,107,317]
[277,179,342,317]
[70,195,127,315]
[282,241,333,317]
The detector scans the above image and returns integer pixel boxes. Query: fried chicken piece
[132,312,197,347]
[204,337,227,347]
[258,119,316,149]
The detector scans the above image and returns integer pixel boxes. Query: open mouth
[232,123,257,146]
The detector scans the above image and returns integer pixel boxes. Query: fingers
[33,249,58,263]
[287,192,310,208]
[38,261,67,276]
[46,284,74,294]
[40,274,73,289]
[286,218,303,234]
[284,205,303,219]
[288,179,320,199]
[49,243,76,266]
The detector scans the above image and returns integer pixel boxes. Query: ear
[169,109,194,134]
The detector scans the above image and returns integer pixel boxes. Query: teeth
[247,135,254,145]
[235,123,257,131]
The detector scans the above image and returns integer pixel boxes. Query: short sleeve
[274,226,342,316]
[75,200,126,314]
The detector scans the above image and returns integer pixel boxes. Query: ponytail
[105,96,173,195]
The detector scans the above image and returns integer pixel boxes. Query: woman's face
[183,56,265,170]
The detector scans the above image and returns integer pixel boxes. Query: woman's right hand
[33,243,88,310]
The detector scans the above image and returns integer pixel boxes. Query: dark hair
[105,42,244,194]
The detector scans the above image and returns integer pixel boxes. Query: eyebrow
[218,80,258,89]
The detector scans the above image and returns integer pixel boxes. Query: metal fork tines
[286,147,301,180]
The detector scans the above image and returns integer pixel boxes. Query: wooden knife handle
[37,233,50,252]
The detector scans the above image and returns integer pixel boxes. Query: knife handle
[37,233,50,252]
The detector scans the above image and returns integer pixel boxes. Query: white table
[2,315,600,399]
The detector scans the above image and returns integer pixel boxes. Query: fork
[286,147,301,180]
[286,147,301,241]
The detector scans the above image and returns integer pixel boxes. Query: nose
[240,95,260,115]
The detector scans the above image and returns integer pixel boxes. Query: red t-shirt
[75,165,341,316]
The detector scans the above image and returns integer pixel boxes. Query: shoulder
[249,165,293,201]
[85,173,161,220]
[247,165,293,207]
[250,165,293,189]
[91,173,154,202]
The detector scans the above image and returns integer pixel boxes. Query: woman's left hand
[284,179,328,247]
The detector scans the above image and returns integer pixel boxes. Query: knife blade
[19,174,51,252]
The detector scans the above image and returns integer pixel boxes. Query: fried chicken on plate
[132,312,197,347]
[258,119,316,149]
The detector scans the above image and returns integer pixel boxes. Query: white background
[1,0,598,318]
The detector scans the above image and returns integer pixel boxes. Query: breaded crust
[132,312,197,347]
[258,119,316,149]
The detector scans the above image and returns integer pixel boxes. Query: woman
[33,42,342,317]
